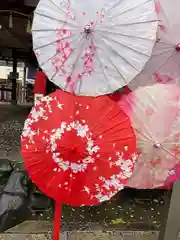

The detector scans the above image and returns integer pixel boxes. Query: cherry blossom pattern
[50,121,99,172]
[23,111,137,204]
[21,95,63,146]
[51,10,102,92]
[52,28,72,73]
[82,44,96,76]
[165,163,180,186]
[154,1,166,31]
[52,28,97,93]
[153,72,174,84]
[45,120,137,204]
[94,156,136,203]
[22,90,138,206]
[55,149,137,204]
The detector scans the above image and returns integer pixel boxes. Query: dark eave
[0,0,39,67]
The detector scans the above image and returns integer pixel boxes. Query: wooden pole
[11,48,17,105]
[158,181,180,240]
[23,64,27,103]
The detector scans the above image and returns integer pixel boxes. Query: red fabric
[21,90,137,239]
[34,71,46,94]
[109,86,132,102]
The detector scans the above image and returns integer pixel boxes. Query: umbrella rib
[50,35,84,82]
[124,97,158,143]
[145,48,175,82]
[135,128,154,144]
[95,53,113,90]
[160,145,176,159]
[162,109,180,143]
[133,114,157,143]
[104,20,157,27]
[96,28,155,42]
[163,133,180,145]
[38,36,80,68]
[92,38,113,90]
[153,49,175,71]
[152,47,174,57]
[105,0,123,14]
[33,35,72,51]
[40,34,83,70]
[95,32,143,74]
[108,0,152,20]
[32,29,59,32]
[140,86,160,106]
[97,46,128,87]
[157,2,170,27]
[48,0,72,18]
[96,31,150,58]
[106,56,130,86]
[74,37,104,94]
[64,40,87,92]
[155,39,174,46]
[34,11,79,28]
[93,38,134,84]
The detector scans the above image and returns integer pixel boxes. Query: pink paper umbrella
[120,83,180,189]
[129,0,180,90]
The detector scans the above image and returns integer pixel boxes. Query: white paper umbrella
[129,0,180,90]
[32,0,158,96]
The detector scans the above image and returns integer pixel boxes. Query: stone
[0,159,13,183]
[29,192,52,212]
[0,171,31,232]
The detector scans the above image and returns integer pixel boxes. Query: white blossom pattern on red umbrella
[21,91,137,206]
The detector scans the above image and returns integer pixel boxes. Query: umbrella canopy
[32,0,158,96]
[129,0,180,90]
[21,90,137,204]
[119,84,180,189]
[21,90,137,239]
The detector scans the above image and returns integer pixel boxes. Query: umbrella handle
[54,202,62,240]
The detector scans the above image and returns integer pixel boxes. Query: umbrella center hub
[84,25,92,34]
[176,43,180,51]
[70,144,78,153]
[153,142,161,148]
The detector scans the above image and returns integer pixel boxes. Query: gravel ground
[0,104,31,161]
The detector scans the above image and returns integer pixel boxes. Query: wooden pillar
[11,49,17,105]
[158,181,180,240]
[23,65,27,103]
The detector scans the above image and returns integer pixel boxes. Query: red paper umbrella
[21,90,137,239]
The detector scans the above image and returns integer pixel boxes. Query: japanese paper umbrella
[119,84,180,189]
[21,90,137,239]
[32,0,158,96]
[165,110,180,187]
[129,0,180,90]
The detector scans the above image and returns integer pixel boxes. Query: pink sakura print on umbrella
[32,0,158,96]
